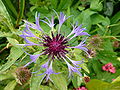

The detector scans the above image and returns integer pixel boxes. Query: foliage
[0,0,120,90]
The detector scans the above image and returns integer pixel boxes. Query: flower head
[18,12,89,81]
[79,86,87,90]
[102,62,116,73]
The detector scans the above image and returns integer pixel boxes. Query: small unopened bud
[15,67,31,84]
[113,41,120,48]
[89,35,103,49]
[87,49,96,58]
[84,76,90,83]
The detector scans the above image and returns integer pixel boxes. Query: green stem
[15,0,25,28]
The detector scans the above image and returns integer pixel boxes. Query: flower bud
[15,67,31,84]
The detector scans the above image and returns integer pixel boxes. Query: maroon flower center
[49,42,61,51]
[42,33,68,59]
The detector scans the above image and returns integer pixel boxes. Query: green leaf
[29,0,39,5]
[7,47,23,61]
[91,14,110,26]
[30,73,45,90]
[109,82,120,90]
[81,63,90,73]
[0,31,12,37]
[51,0,58,9]
[112,76,120,83]
[104,2,113,16]
[0,0,14,31]
[0,47,23,73]
[96,39,118,64]
[75,9,96,31]
[2,0,17,17]
[86,79,109,90]
[86,79,120,90]
[97,50,117,64]
[111,22,120,35]
[72,76,82,88]
[4,80,17,90]
[0,72,13,81]
[40,85,55,90]
[30,58,46,90]
[102,39,114,51]
[51,74,67,90]
[57,0,70,10]
[7,37,19,47]
[92,60,102,74]
[90,0,103,11]
[111,11,120,24]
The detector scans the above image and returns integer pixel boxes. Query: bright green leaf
[111,11,120,24]
[86,79,109,90]
[51,74,67,90]
[72,76,82,88]
[30,59,46,90]
[91,14,110,26]
[112,76,120,83]
[4,80,17,90]
[0,47,23,73]
[109,82,120,90]
[0,0,14,31]
[7,37,19,47]
[0,72,13,81]
[90,0,103,11]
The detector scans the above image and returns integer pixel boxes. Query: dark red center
[42,33,68,59]
[49,41,60,51]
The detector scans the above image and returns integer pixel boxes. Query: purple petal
[24,38,39,46]
[72,32,90,38]
[54,11,71,33]
[35,12,40,28]
[36,61,59,81]
[17,44,38,46]
[45,61,59,75]
[23,13,43,32]
[78,32,90,36]
[30,54,42,62]
[20,25,36,38]
[66,56,84,67]
[58,12,71,26]
[69,37,88,52]
[24,54,41,67]
[41,60,50,68]
[24,52,44,67]
[24,61,34,67]
[67,24,89,39]
[62,57,82,77]
[70,25,83,35]
[41,16,54,28]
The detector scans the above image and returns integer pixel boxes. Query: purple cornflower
[18,12,89,81]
